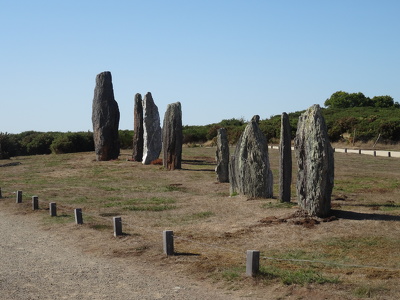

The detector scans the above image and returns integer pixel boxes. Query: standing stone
[92,71,120,161]
[294,104,334,217]
[142,92,162,165]
[215,128,230,182]
[132,93,144,161]
[229,115,273,198]
[162,102,183,170]
[279,112,292,202]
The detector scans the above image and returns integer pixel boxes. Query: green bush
[0,132,18,159]
[26,132,55,155]
[183,125,210,144]
[119,130,134,149]
[15,131,57,155]
[322,107,400,142]
[51,132,94,154]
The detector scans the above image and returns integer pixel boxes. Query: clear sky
[1,0,400,133]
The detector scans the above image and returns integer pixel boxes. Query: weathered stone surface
[92,71,120,161]
[142,92,162,165]
[279,112,292,202]
[215,128,229,182]
[229,115,273,198]
[162,102,183,170]
[132,93,144,162]
[294,104,334,217]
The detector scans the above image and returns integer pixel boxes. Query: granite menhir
[92,71,120,161]
[132,93,144,162]
[162,102,183,170]
[294,104,334,217]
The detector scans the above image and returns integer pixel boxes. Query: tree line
[0,130,134,159]
[184,91,400,145]
[324,91,399,109]
[1,91,399,159]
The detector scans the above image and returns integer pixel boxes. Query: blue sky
[1,0,400,133]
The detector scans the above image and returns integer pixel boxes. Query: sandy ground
[0,209,251,300]
[1,148,399,300]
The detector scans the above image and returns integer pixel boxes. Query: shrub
[14,131,57,155]
[51,132,94,154]
[206,125,221,141]
[0,132,18,159]
[183,125,210,144]
[26,132,55,155]
[119,130,134,149]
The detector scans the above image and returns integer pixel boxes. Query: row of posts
[11,190,261,277]
[15,191,84,223]
[334,148,392,157]
[269,144,393,157]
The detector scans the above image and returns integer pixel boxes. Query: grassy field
[1,146,399,299]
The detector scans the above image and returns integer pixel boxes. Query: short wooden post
[74,208,83,225]
[374,151,376,157]
[163,230,174,256]
[345,148,347,153]
[32,196,39,210]
[388,152,391,157]
[246,250,260,277]
[49,202,57,217]
[0,187,2,198]
[359,149,362,154]
[16,190,22,203]
[113,216,122,237]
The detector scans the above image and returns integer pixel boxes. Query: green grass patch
[180,211,215,222]
[191,211,214,219]
[125,204,176,211]
[334,176,400,194]
[361,201,400,211]
[99,186,120,192]
[353,285,389,298]
[43,213,74,224]
[89,224,113,231]
[162,184,185,192]
[259,265,339,285]
[313,236,400,267]
[104,197,177,212]
[266,249,336,266]
[221,267,243,282]
[72,196,89,203]
[323,236,380,249]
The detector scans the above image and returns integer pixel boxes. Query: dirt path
[0,209,248,300]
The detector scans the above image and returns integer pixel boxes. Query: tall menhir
[132,93,144,161]
[279,112,292,202]
[162,102,183,170]
[92,71,120,161]
[294,104,334,217]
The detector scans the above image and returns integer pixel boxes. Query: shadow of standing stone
[92,71,120,161]
[229,115,273,198]
[294,104,334,217]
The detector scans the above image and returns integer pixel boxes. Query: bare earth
[0,208,251,300]
[1,148,399,299]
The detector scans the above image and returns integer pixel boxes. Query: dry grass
[0,146,399,299]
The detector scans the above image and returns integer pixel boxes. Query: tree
[371,95,394,108]
[324,91,369,108]
[325,91,398,109]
